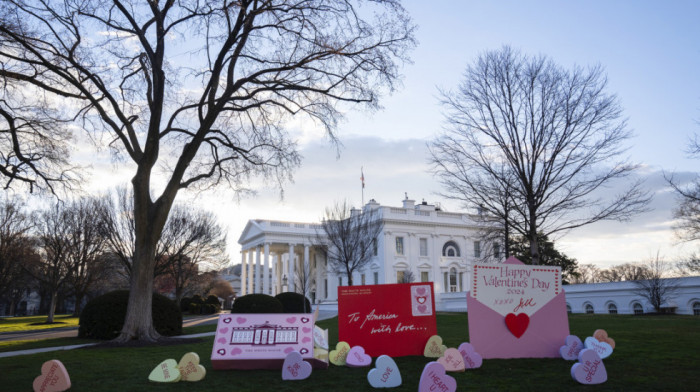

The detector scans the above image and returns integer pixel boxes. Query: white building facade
[237,197,498,309]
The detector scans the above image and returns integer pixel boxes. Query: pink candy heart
[571,349,607,384]
[437,348,465,372]
[346,346,371,367]
[560,335,583,360]
[419,362,456,392]
[457,342,483,369]
[282,352,312,380]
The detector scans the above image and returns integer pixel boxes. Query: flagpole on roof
[361,166,365,207]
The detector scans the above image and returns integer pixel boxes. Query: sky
[49,1,700,269]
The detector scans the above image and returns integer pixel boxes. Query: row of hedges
[230,292,311,314]
[78,290,182,340]
[181,294,222,314]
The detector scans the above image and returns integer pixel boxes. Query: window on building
[420,238,428,257]
[372,239,378,256]
[373,272,379,284]
[693,302,700,316]
[566,304,572,314]
[608,303,618,314]
[396,270,405,283]
[585,304,594,314]
[473,241,481,258]
[361,274,366,285]
[449,268,458,292]
[633,302,644,315]
[442,241,460,257]
[338,276,343,287]
[421,271,429,282]
[395,237,404,255]
[493,243,501,259]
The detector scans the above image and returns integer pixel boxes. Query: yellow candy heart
[178,352,206,382]
[148,359,181,383]
[329,341,351,366]
[314,347,329,362]
[424,335,447,358]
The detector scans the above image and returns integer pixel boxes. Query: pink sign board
[211,312,328,370]
[467,257,570,358]
[338,283,437,357]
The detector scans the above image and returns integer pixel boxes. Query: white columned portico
[263,243,270,295]
[240,250,247,296]
[276,254,282,294]
[288,243,295,293]
[247,250,254,294]
[303,244,310,296]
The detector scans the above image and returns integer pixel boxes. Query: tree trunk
[46,291,57,323]
[73,293,83,317]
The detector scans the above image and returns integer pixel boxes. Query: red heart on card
[505,313,529,338]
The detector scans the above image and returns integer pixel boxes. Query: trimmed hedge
[205,295,220,305]
[275,292,312,313]
[230,294,284,314]
[78,290,182,340]
[180,296,192,312]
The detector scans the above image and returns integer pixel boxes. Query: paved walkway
[0,310,337,358]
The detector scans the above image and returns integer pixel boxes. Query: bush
[230,294,284,314]
[205,295,221,305]
[275,292,312,313]
[189,303,201,315]
[78,290,182,340]
[191,295,205,305]
[180,296,192,312]
[201,303,220,314]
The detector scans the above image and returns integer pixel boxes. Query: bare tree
[0,197,33,300]
[597,262,651,282]
[569,264,601,284]
[315,201,384,286]
[63,197,110,316]
[397,269,415,284]
[429,46,650,265]
[634,254,679,313]
[0,0,414,342]
[667,135,700,243]
[160,206,228,304]
[28,204,73,323]
[294,256,314,312]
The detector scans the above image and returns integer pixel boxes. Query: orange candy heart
[593,329,616,349]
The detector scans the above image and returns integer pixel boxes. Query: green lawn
[1,314,699,391]
[0,315,79,333]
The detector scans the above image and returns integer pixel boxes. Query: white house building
[237,196,499,309]
[237,196,700,315]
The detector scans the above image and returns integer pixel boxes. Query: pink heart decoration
[457,342,483,369]
[302,337,311,343]
[416,287,427,295]
[230,348,242,355]
[505,313,529,338]
[33,360,71,392]
[367,355,402,388]
[346,346,371,367]
[219,327,229,334]
[301,317,310,323]
[235,317,246,324]
[419,362,456,392]
[284,347,294,354]
[282,352,312,380]
[437,348,465,372]
[418,304,427,313]
[302,327,312,333]
[223,317,232,323]
[560,335,583,360]
[584,337,613,359]
[571,349,607,384]
[286,317,297,324]
[217,337,226,344]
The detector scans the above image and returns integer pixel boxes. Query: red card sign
[338,283,437,357]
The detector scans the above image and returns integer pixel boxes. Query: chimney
[402,193,415,209]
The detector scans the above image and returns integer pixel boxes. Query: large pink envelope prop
[467,257,569,358]
[211,309,328,370]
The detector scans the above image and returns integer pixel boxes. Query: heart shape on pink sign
[418,362,456,392]
[560,335,583,360]
[282,352,312,380]
[416,287,427,296]
[571,349,607,384]
[416,296,427,304]
[505,313,529,338]
[457,342,483,369]
[286,317,297,324]
[219,327,229,334]
[346,346,371,367]
[235,317,246,324]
